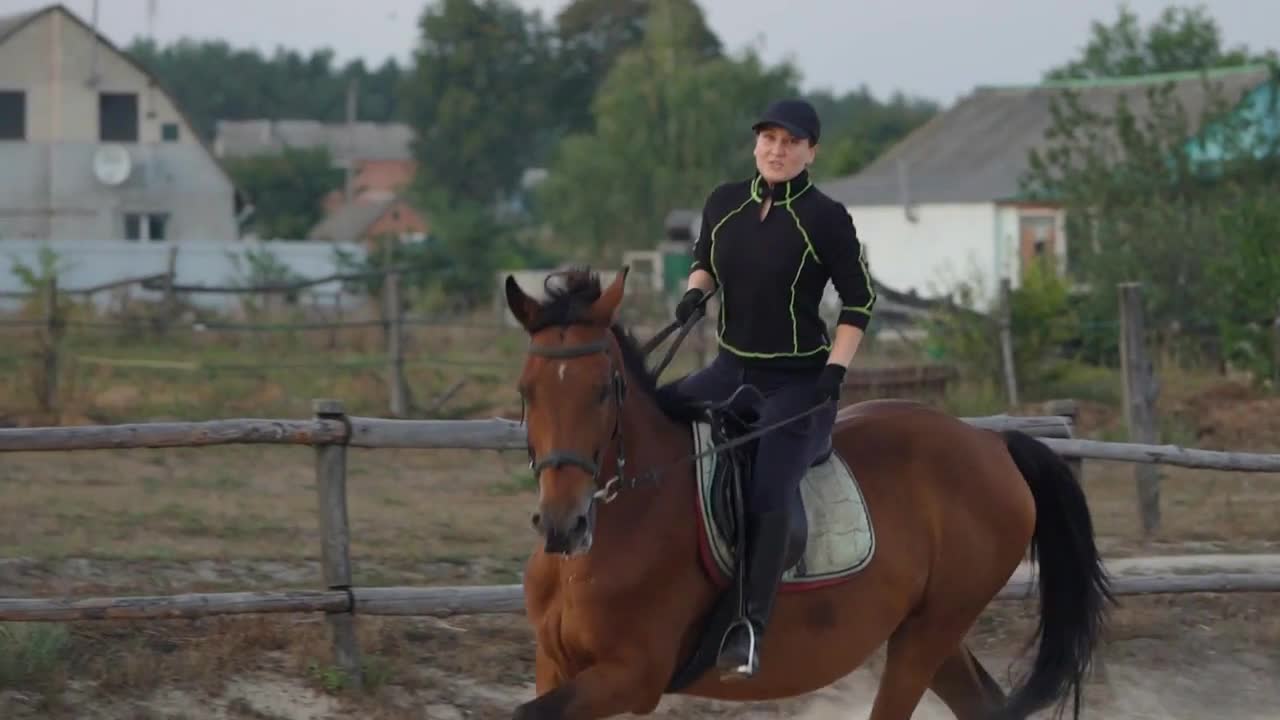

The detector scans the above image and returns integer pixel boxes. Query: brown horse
[504,267,1112,720]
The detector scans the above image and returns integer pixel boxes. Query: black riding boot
[715,508,792,682]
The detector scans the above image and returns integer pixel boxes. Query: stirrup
[715,619,759,681]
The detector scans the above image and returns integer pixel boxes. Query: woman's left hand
[814,363,847,405]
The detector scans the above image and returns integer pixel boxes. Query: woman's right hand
[675,288,706,324]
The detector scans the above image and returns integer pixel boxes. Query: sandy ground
[2,555,1279,719]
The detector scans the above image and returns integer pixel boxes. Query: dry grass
[0,445,538,593]
[1082,462,1280,555]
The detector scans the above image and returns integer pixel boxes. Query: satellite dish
[93,144,132,186]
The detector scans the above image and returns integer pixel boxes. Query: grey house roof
[307,192,400,243]
[214,119,415,164]
[824,65,1273,207]
[0,9,39,40]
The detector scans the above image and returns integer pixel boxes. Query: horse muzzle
[531,494,597,555]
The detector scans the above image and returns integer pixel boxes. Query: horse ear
[588,265,629,325]
[505,275,540,332]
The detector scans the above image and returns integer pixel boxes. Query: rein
[638,287,717,380]
[522,287,830,504]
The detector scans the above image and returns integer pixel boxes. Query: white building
[0,4,245,241]
[823,65,1271,310]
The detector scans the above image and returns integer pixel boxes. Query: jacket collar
[750,169,812,206]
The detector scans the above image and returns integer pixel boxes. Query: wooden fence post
[1045,398,1083,482]
[384,271,408,417]
[312,398,362,689]
[1119,283,1161,536]
[999,278,1019,407]
[161,244,178,333]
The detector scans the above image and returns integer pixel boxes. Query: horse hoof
[512,699,558,720]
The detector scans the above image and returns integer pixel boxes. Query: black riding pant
[675,352,837,514]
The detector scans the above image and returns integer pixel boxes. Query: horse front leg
[512,659,662,720]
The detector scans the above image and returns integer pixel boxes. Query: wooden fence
[2,403,1279,688]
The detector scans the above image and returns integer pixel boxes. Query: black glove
[814,363,846,405]
[675,288,706,325]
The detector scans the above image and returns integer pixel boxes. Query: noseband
[523,334,628,503]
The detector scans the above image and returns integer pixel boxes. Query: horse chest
[533,570,609,672]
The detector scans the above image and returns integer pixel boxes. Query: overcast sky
[1,0,1273,104]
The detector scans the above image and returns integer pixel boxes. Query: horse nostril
[573,514,588,534]
[531,512,542,531]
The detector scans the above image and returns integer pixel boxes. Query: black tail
[997,430,1115,720]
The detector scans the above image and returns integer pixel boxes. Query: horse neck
[594,365,695,548]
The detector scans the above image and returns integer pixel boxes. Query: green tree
[551,0,721,136]
[1043,3,1273,80]
[224,147,344,239]
[397,0,563,302]
[400,0,557,206]
[1021,64,1280,375]
[537,0,799,258]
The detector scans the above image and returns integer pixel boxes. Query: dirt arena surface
[2,378,1279,718]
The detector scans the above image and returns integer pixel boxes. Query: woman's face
[754,125,816,185]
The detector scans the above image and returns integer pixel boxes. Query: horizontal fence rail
[4,570,1278,624]
[7,414,1280,471]
[1041,437,1280,472]
[0,414,1069,453]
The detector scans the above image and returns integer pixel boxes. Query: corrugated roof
[825,64,1274,206]
[214,119,415,163]
[306,192,400,242]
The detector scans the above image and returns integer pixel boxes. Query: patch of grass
[1035,361,1122,406]
[940,378,1007,417]
[0,623,72,695]
[489,468,536,496]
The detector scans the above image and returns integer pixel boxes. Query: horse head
[505,266,631,555]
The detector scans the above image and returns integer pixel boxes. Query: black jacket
[691,170,876,370]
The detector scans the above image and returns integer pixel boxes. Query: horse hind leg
[865,615,972,720]
[928,644,1007,720]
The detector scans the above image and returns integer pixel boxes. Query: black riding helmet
[752,98,821,144]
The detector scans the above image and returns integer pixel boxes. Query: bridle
[523,333,629,504]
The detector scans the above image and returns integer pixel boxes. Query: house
[214,118,417,212]
[321,157,417,215]
[0,4,245,241]
[823,64,1274,309]
[306,189,428,246]
[215,118,427,242]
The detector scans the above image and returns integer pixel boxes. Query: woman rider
[671,97,877,682]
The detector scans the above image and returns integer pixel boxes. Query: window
[1018,214,1059,277]
[0,91,25,140]
[125,212,169,241]
[161,122,179,141]
[99,93,139,142]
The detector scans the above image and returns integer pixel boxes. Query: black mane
[532,268,707,424]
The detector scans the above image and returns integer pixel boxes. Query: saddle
[702,406,830,573]
[666,398,874,693]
